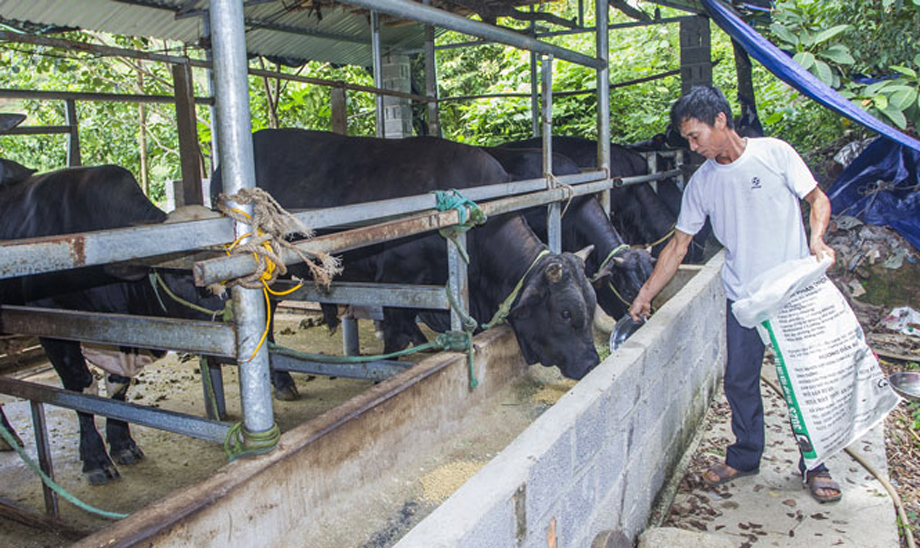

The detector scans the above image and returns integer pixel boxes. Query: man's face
[679,112,729,160]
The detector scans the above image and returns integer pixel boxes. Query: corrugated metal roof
[0,0,552,67]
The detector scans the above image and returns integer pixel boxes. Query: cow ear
[0,113,26,133]
[509,283,542,320]
[104,262,150,282]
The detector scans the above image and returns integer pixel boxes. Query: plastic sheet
[699,0,920,153]
[827,138,920,252]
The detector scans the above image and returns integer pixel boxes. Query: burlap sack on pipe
[732,256,900,472]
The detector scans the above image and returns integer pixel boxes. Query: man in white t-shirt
[628,86,840,503]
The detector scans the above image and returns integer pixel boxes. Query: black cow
[498,136,678,257]
[482,147,652,319]
[0,161,227,484]
[211,129,600,380]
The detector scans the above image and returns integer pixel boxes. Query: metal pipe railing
[338,0,604,69]
[210,0,274,439]
[193,175,613,287]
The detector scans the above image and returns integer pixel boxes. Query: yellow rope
[645,225,676,248]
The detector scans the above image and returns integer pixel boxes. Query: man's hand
[811,239,836,265]
[804,187,834,266]
[629,294,651,322]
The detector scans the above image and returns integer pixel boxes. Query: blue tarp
[700,0,920,154]
[827,139,920,252]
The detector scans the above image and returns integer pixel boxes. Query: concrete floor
[651,355,900,547]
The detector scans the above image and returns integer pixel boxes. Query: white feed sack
[732,256,900,471]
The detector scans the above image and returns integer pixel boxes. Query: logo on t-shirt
[751,176,762,189]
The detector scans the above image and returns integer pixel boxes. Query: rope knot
[217,188,342,291]
[433,189,487,264]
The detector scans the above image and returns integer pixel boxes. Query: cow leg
[267,302,299,401]
[0,406,24,451]
[382,308,429,354]
[39,338,120,485]
[105,374,144,465]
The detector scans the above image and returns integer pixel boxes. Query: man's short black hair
[670,85,735,130]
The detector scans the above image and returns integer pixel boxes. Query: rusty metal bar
[0,377,232,443]
[0,306,237,358]
[29,401,59,517]
[194,177,613,286]
[0,87,213,106]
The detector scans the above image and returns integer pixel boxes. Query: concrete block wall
[381,54,413,138]
[396,252,727,548]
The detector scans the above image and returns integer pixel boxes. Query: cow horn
[574,245,594,262]
[612,256,626,267]
[545,262,563,283]
[0,113,26,134]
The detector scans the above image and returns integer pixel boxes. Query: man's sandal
[701,463,759,487]
[806,471,842,503]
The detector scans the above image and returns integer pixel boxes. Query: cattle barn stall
[0,0,723,545]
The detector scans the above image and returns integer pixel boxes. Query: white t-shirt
[676,137,817,301]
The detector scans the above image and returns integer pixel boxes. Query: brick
[526,431,574,525]
[596,426,627,498]
[459,497,516,548]
[575,397,606,471]
[557,467,598,548]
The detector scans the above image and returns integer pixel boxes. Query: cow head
[593,247,654,319]
[507,252,599,380]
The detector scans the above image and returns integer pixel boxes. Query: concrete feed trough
[70,252,725,548]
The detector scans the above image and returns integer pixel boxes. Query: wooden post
[331,86,347,135]
[733,38,755,103]
[172,63,203,206]
[64,99,80,167]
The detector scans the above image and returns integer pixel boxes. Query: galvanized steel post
[529,8,540,137]
[423,0,440,137]
[371,11,385,137]
[447,232,469,333]
[596,0,611,216]
[542,55,562,254]
[209,0,276,441]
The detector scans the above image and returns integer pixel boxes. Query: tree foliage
[0,0,917,205]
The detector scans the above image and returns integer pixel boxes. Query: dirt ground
[0,311,581,547]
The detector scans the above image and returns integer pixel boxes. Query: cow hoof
[85,465,121,486]
[274,384,300,401]
[110,445,145,465]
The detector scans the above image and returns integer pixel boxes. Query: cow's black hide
[482,146,652,319]
[211,129,600,379]
[0,164,226,484]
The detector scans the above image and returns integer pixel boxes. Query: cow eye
[560,309,572,321]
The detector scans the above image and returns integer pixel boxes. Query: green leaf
[813,25,852,46]
[880,105,907,129]
[890,65,918,79]
[865,80,895,95]
[814,60,833,85]
[799,30,814,48]
[874,94,889,110]
[821,46,855,65]
[770,23,799,47]
[891,89,918,110]
[794,51,816,70]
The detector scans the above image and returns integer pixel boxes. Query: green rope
[0,423,128,520]
[481,249,550,331]
[150,272,233,321]
[433,189,487,264]
[590,243,630,282]
[224,422,281,461]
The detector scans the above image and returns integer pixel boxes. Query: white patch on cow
[81,343,156,379]
[165,205,221,223]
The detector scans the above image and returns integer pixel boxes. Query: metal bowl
[609,316,645,353]
[889,371,920,402]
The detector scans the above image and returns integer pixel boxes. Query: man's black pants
[724,300,828,477]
